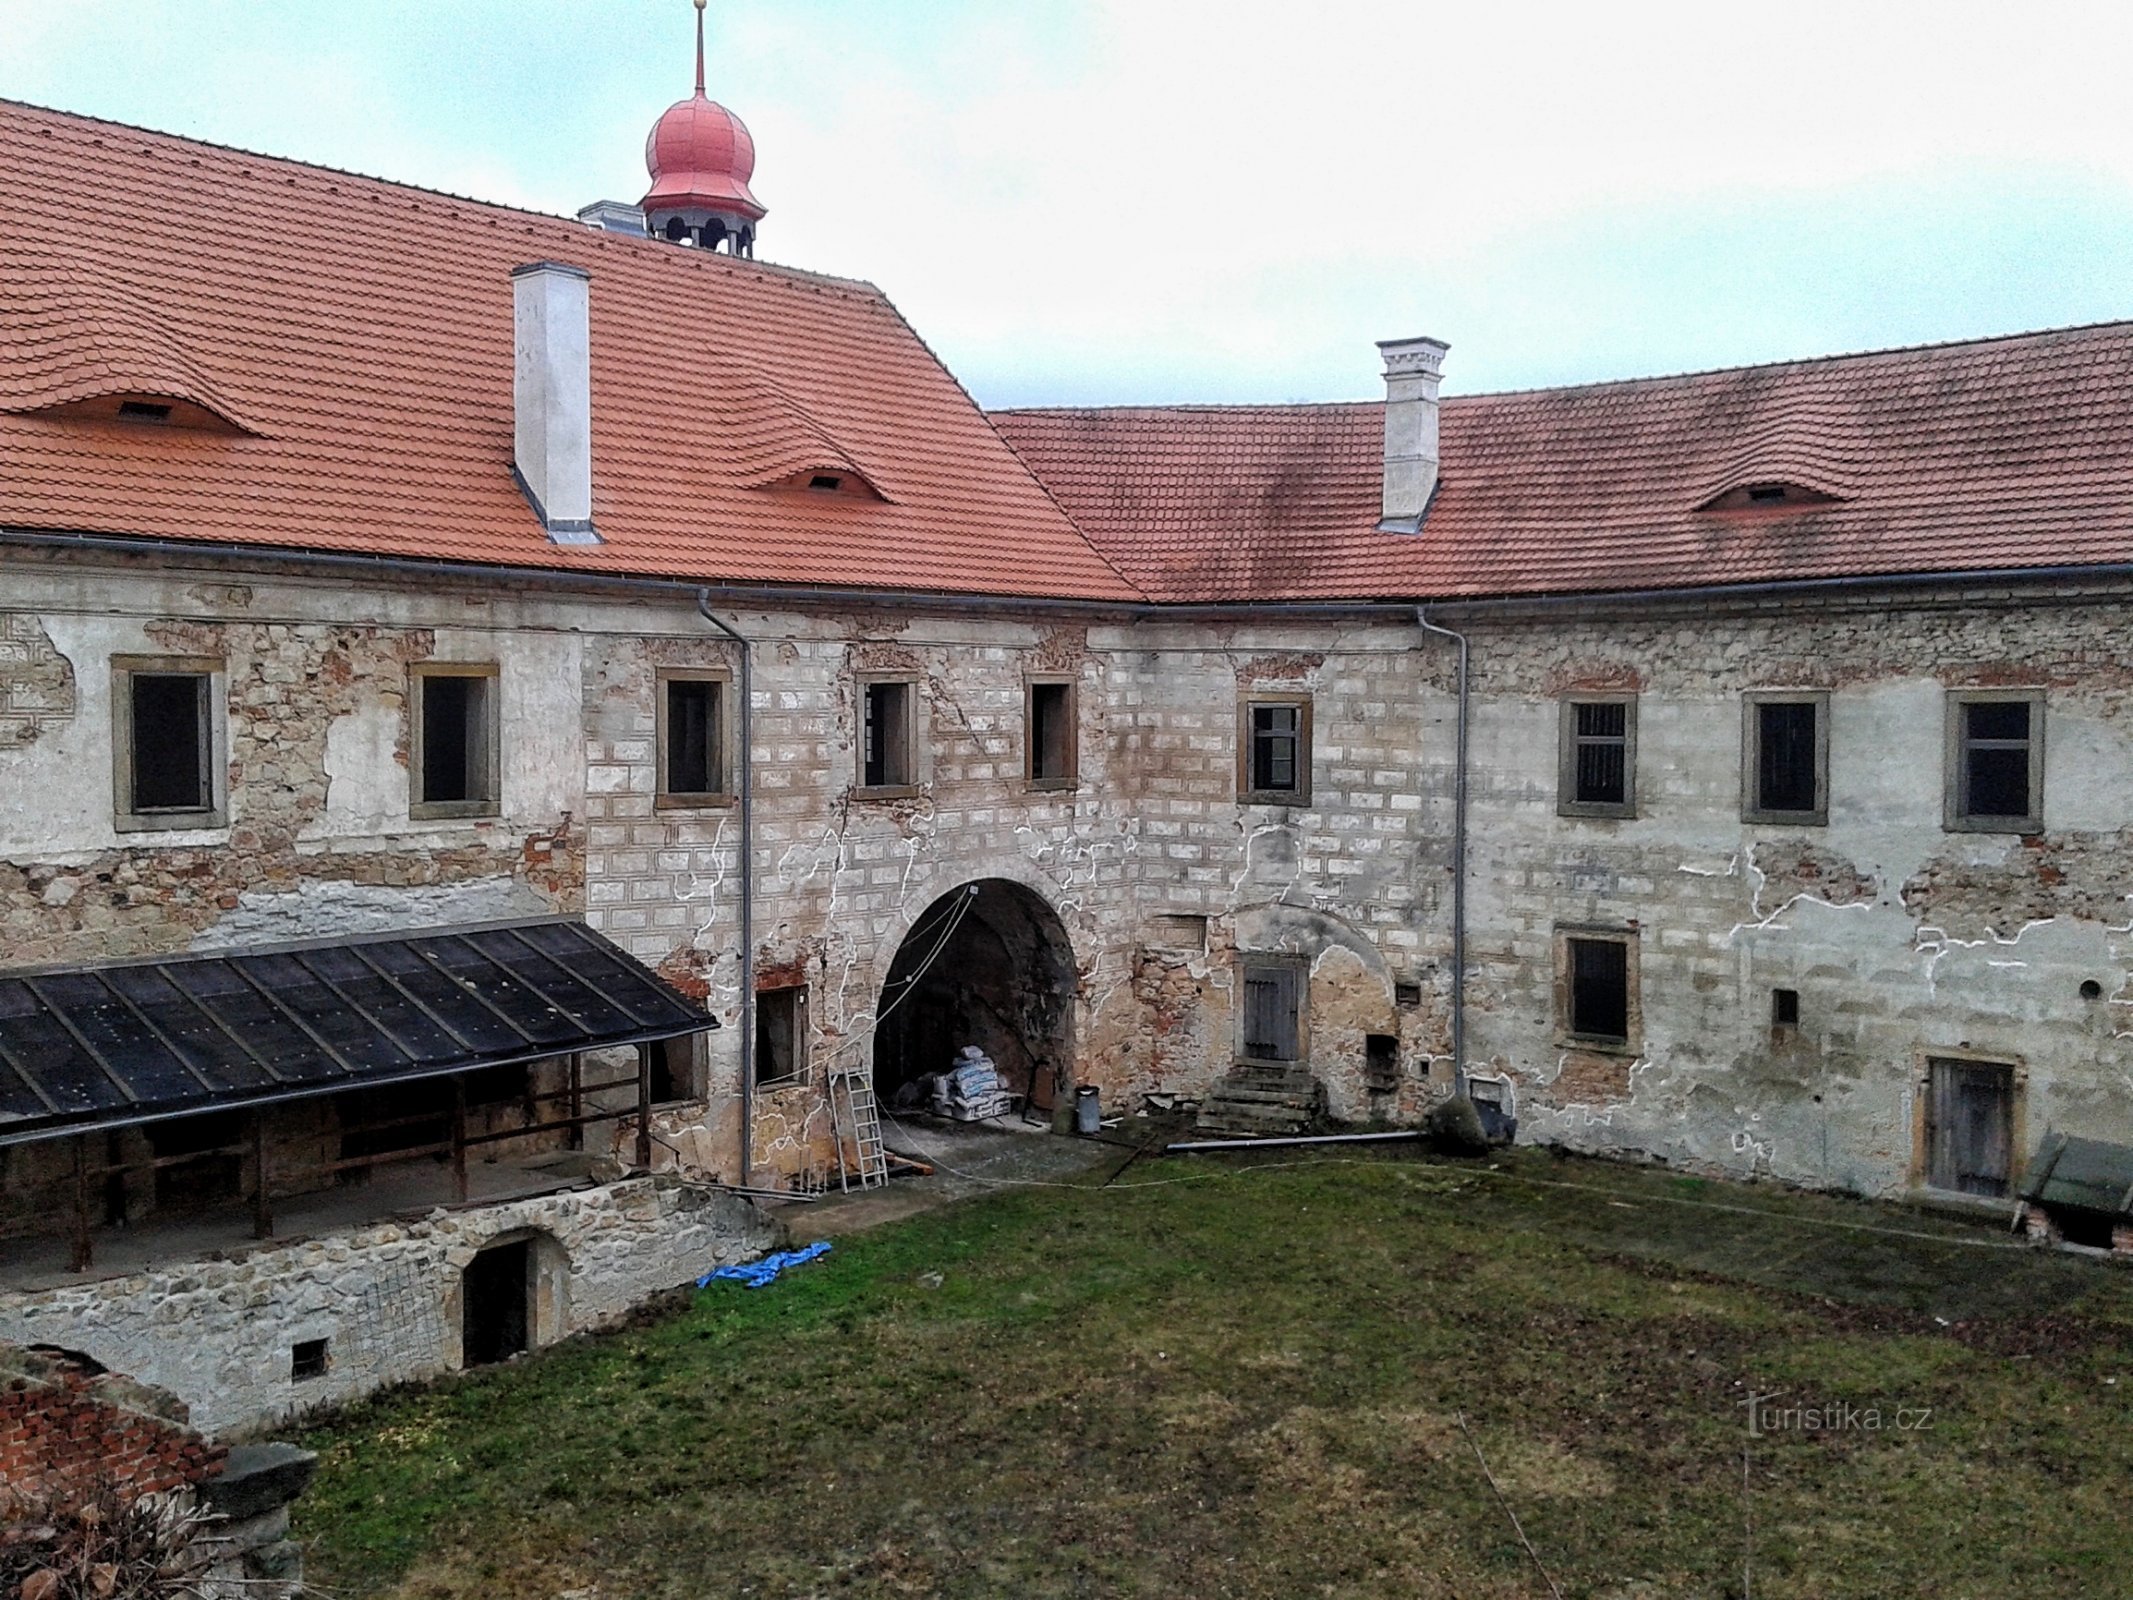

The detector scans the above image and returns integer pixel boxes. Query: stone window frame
[1235,952,1309,1068]
[1553,924,1642,1055]
[1557,693,1638,820]
[854,673,923,800]
[654,667,734,810]
[754,984,810,1089]
[1023,673,1080,793]
[110,654,227,833]
[1911,1048,2027,1202]
[1236,693,1314,807]
[408,660,502,821]
[1740,690,1830,827]
[1943,687,2045,834]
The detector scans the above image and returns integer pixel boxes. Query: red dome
[642,92,764,222]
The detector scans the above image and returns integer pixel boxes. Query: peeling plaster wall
[1449,586,2133,1197]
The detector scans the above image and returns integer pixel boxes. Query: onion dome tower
[642,0,766,255]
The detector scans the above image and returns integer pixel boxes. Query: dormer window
[117,400,173,424]
[1697,480,1840,514]
[809,474,843,492]
[759,465,886,500]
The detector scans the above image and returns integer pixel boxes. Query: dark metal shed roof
[0,918,715,1148]
[2020,1132,2133,1220]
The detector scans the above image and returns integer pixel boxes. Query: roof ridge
[0,95,882,300]
[991,400,1381,418]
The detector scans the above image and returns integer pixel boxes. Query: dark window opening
[664,677,723,798]
[754,987,807,1087]
[1960,698,2033,822]
[1028,681,1074,786]
[117,400,173,423]
[147,1111,244,1216]
[462,1239,532,1367]
[130,673,210,812]
[1394,979,1423,1010]
[808,474,842,491]
[1926,1058,2014,1197]
[1365,1033,1399,1094]
[861,682,913,789]
[2055,1209,2117,1249]
[418,671,495,808]
[1239,960,1304,1063]
[1756,700,1819,815]
[291,1339,330,1382]
[650,1036,704,1104]
[1249,705,1302,794]
[1566,937,1630,1044]
[1570,700,1628,807]
[1746,484,1787,503]
[1771,988,1800,1028]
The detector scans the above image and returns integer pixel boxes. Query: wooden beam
[69,1137,91,1273]
[568,1051,583,1152]
[635,1043,653,1170]
[451,1076,469,1203]
[251,1111,273,1239]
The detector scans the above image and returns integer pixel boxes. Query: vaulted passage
[873,880,1076,1115]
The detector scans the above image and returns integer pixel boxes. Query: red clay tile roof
[0,100,1140,602]
[993,321,2133,602]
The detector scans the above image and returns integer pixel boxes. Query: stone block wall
[0,1343,226,1503]
[0,1177,779,1436]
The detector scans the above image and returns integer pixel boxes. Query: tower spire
[694,0,707,96]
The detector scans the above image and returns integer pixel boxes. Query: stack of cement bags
[930,1045,1016,1121]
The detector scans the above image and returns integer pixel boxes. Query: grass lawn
[297,1143,2133,1599]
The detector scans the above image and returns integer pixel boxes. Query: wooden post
[69,1137,91,1273]
[634,1044,654,1171]
[451,1077,469,1203]
[568,1052,584,1152]
[251,1111,273,1239]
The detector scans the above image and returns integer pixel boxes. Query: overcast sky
[6,1,2133,406]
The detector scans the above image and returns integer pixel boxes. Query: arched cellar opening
[874,879,1076,1118]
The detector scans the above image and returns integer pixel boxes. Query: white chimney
[512,261,598,544]
[1376,335,1450,534]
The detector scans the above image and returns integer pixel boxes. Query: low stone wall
[0,1177,779,1436]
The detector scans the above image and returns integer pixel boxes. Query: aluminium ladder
[829,1067,889,1192]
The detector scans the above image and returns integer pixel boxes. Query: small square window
[1393,979,1424,1010]
[658,672,730,806]
[112,657,223,831]
[410,664,500,819]
[1237,956,1306,1064]
[1771,987,1800,1029]
[292,1339,330,1382]
[1026,679,1077,789]
[1946,690,2043,833]
[1558,696,1636,818]
[1557,929,1638,1051]
[1238,697,1312,804]
[754,987,808,1087]
[1742,693,1828,825]
[859,680,916,793]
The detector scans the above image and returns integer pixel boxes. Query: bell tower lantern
[641,0,767,255]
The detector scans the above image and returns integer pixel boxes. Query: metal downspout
[696,592,755,1187]
[1416,607,1469,1096]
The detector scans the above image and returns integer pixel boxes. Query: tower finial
[694,0,707,96]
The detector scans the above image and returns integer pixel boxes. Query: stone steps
[1194,1065,1325,1138]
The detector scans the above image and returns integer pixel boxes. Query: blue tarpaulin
[699,1239,833,1289]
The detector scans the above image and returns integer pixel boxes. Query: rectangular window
[1026,678,1077,789]
[1558,930,1637,1049]
[410,664,500,819]
[1237,957,1305,1063]
[658,672,729,805]
[1925,1057,2016,1197]
[650,1034,707,1105]
[112,657,223,830]
[291,1338,330,1382]
[1743,693,1828,824]
[1237,696,1312,804]
[1946,690,2043,832]
[860,680,915,792]
[754,987,808,1087]
[1771,987,1800,1029]
[1558,696,1636,818]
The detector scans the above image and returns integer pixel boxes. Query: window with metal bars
[1947,691,2043,832]
[112,657,223,831]
[659,674,727,804]
[1559,695,1635,817]
[1239,697,1311,803]
[1743,693,1827,824]
[1560,932,1634,1047]
[1237,958,1305,1063]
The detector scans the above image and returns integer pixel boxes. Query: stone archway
[873,879,1077,1115]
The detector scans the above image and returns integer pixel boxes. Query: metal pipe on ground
[1164,1130,1427,1154]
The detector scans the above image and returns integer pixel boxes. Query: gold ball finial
[694,0,706,10]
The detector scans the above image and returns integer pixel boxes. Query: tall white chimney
[1376,335,1450,534]
[512,261,598,544]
